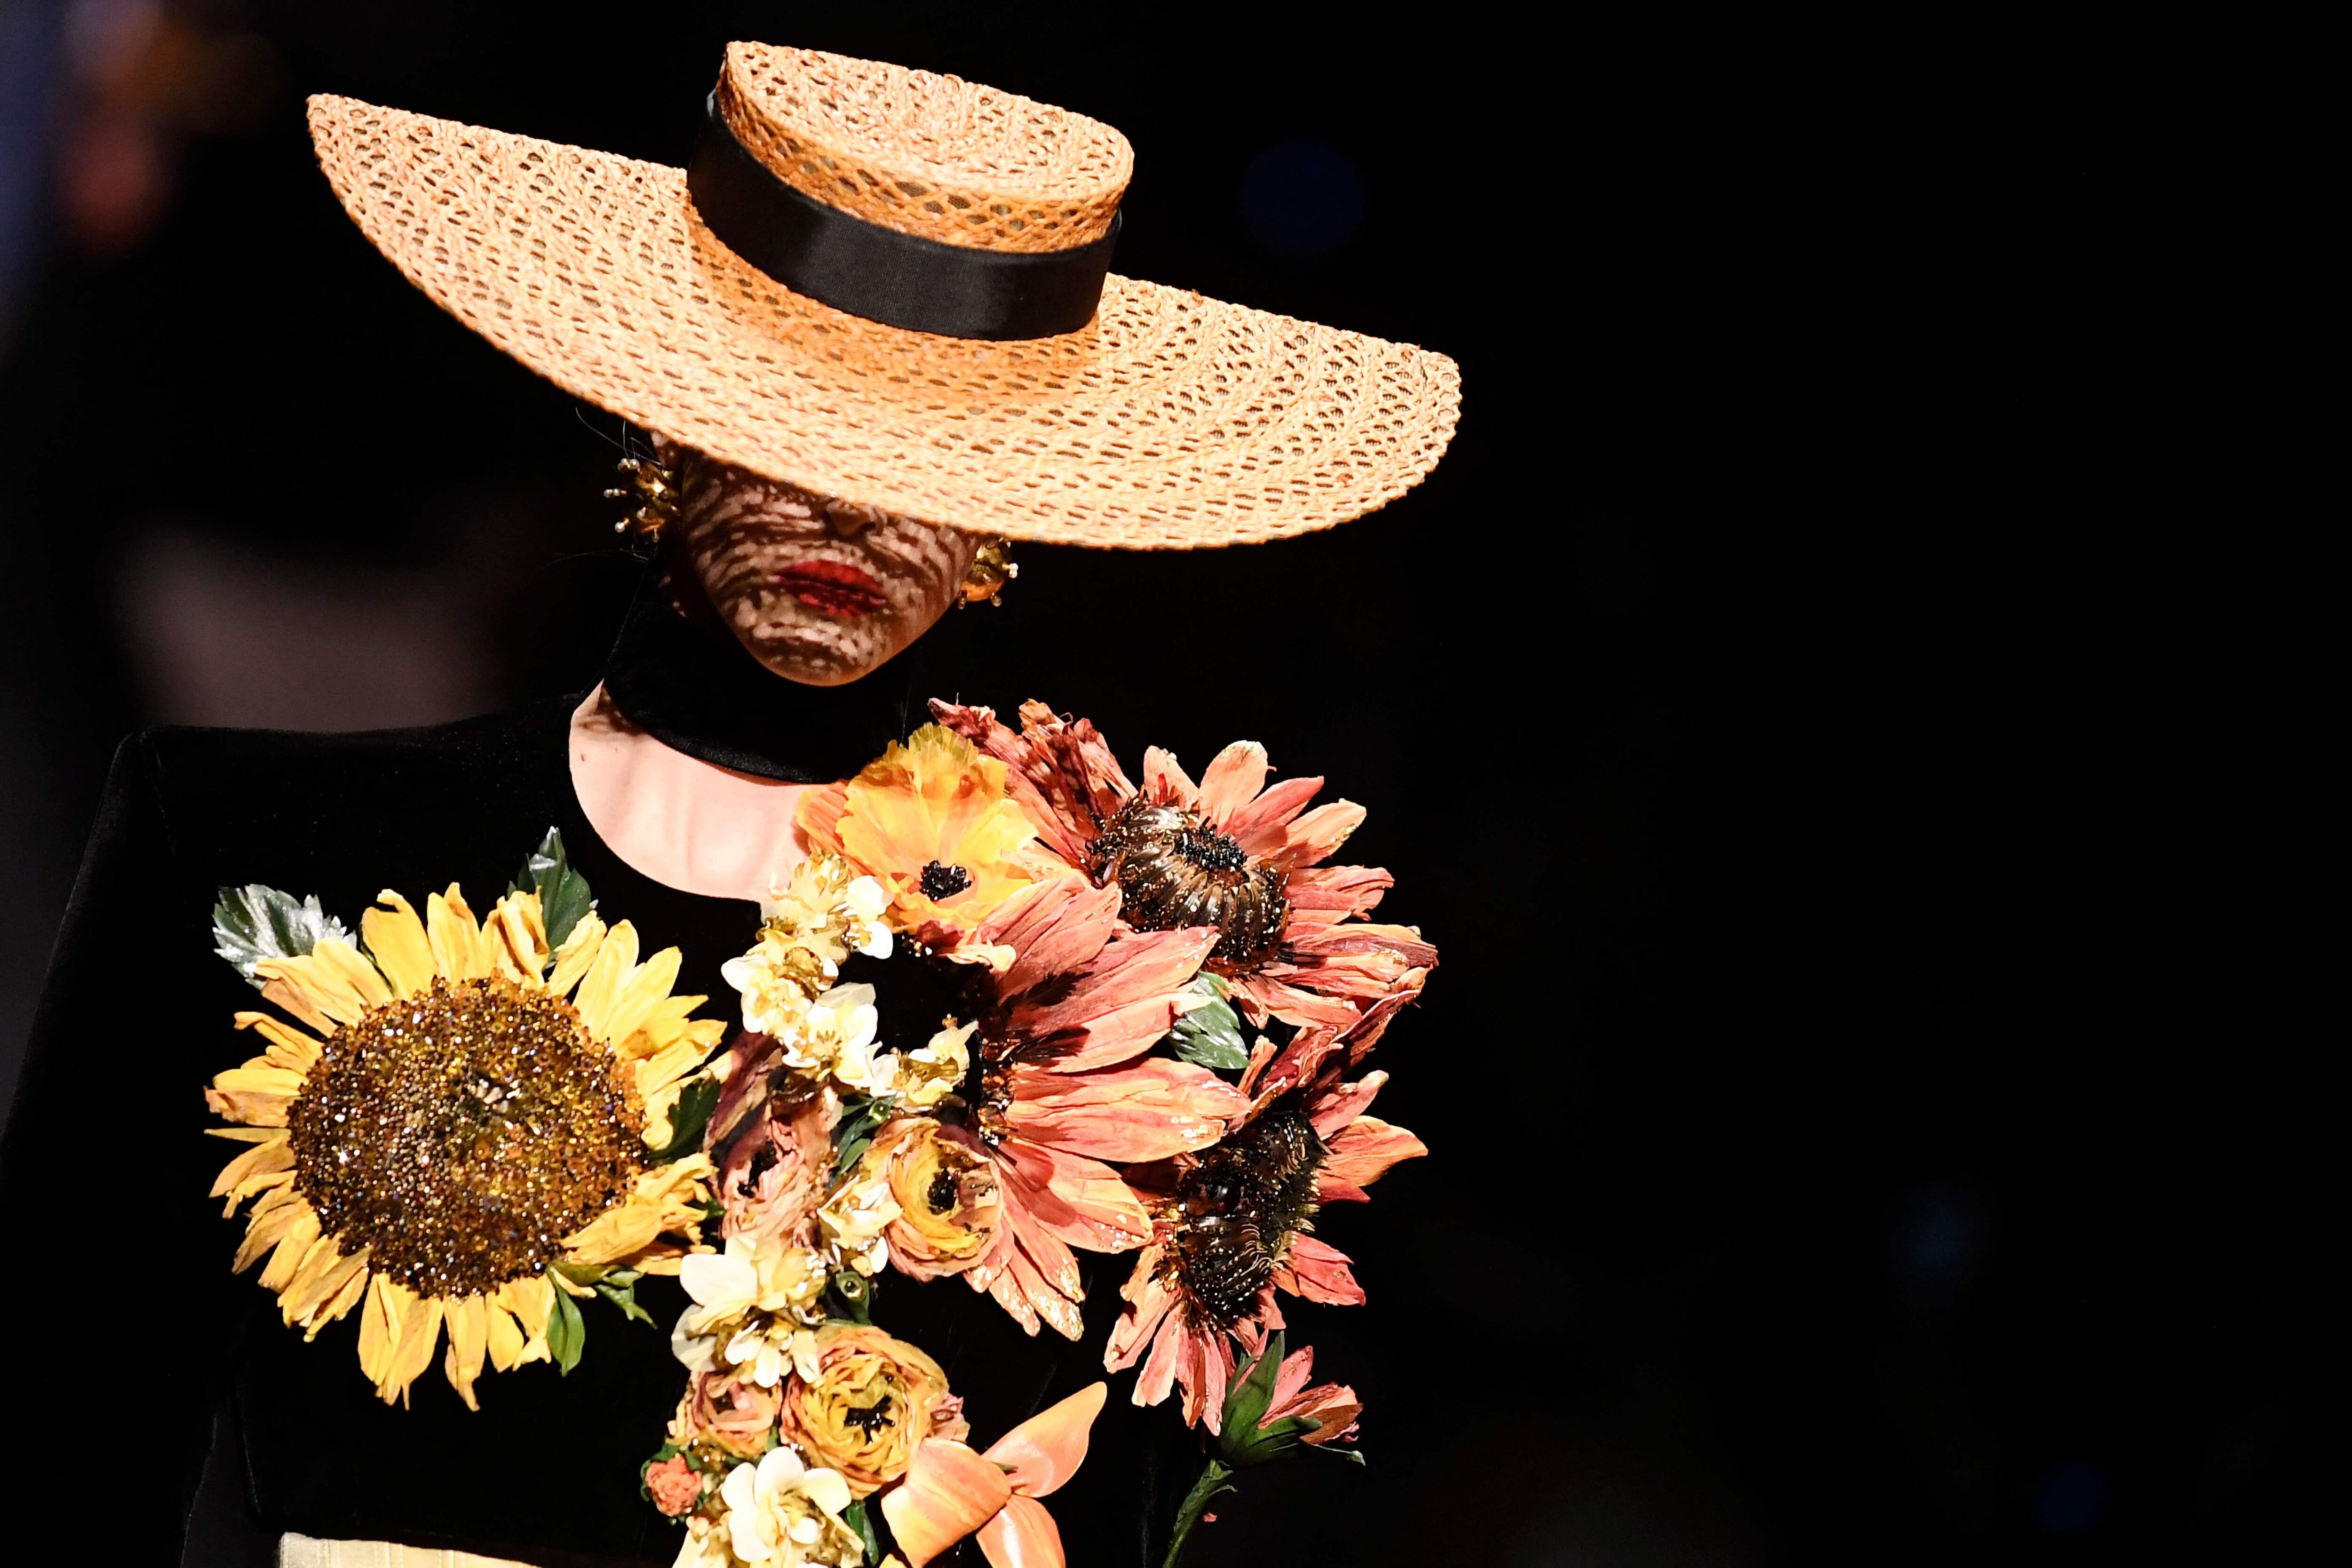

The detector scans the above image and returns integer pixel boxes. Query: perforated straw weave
[715,44,1131,253]
[305,50,1461,550]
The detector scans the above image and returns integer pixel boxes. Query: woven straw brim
[309,96,1461,549]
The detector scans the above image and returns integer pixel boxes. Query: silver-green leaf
[510,827,595,952]
[212,884,352,989]
[1167,975,1248,1070]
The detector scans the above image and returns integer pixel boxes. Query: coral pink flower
[1260,1342,1362,1448]
[933,700,1437,1029]
[644,1453,704,1517]
[880,1382,1106,1568]
[702,1031,835,1245]
[960,876,1248,1339]
[1104,1004,1425,1430]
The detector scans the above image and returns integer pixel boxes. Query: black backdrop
[0,5,2315,1565]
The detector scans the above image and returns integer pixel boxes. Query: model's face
[666,447,983,687]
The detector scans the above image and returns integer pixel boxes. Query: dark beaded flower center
[919,860,974,901]
[1164,1101,1326,1328]
[1173,824,1249,872]
[285,975,643,1299]
[1091,798,1290,967]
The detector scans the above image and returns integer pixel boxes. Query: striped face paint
[670,449,984,688]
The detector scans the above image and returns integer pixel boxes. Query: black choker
[599,587,929,783]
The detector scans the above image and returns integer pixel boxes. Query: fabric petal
[879,1439,1012,1567]
[977,877,1120,998]
[994,1140,1152,1253]
[985,1382,1105,1500]
[361,891,437,997]
[545,911,606,997]
[1279,800,1366,867]
[1275,1235,1365,1306]
[376,1285,444,1406]
[1194,740,1270,827]
[1321,1114,1428,1188]
[1224,775,1324,858]
[425,887,490,981]
[484,1301,527,1371]
[232,1011,324,1075]
[1279,863,1392,923]
[975,1494,1065,1568]
[570,919,642,1043]
[310,938,395,1010]
[599,944,685,1054]
[1308,1070,1388,1140]
[1104,1250,1175,1373]
[1012,927,1215,1050]
[442,1293,490,1410]
[1004,1061,1245,1163]
[1140,747,1198,807]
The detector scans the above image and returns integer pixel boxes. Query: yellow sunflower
[795,723,1043,956]
[204,840,725,1409]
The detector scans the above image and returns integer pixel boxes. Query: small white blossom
[895,1020,975,1110]
[715,1446,861,1566]
[816,1169,899,1277]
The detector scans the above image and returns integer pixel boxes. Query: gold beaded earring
[606,451,681,541]
[957,538,1019,607]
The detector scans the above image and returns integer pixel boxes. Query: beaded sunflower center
[286,975,644,1299]
[1091,798,1290,966]
[1165,1101,1326,1328]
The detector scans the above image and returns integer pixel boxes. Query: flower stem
[1162,1457,1235,1568]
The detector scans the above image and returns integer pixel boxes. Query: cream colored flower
[722,857,892,1044]
[722,939,822,1040]
[838,876,893,960]
[674,1515,734,1568]
[674,1233,830,1383]
[896,1020,973,1110]
[816,1169,899,1277]
[717,1445,863,1567]
[778,983,894,1095]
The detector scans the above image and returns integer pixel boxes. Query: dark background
[0,4,2314,1565]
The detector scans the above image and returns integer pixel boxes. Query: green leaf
[1166,976,1248,1070]
[842,1499,883,1562]
[597,1278,657,1329]
[1215,1330,1287,1461]
[510,828,595,951]
[830,1094,892,1180]
[649,1076,722,1164]
[548,1286,587,1375]
[211,884,352,988]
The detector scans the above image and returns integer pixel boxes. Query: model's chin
[735,616,906,687]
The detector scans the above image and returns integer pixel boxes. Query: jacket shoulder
[127,697,584,895]
[139,697,573,781]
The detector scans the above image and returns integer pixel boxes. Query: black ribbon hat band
[686,93,1120,341]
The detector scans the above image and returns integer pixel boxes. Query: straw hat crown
[716,43,1131,254]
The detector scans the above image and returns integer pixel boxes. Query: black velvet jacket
[0,613,1195,1565]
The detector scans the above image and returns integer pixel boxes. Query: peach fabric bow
[879,1381,1105,1568]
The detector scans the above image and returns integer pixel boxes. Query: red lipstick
[777,560,886,618]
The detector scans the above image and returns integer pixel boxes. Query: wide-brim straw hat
[305,42,1460,549]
